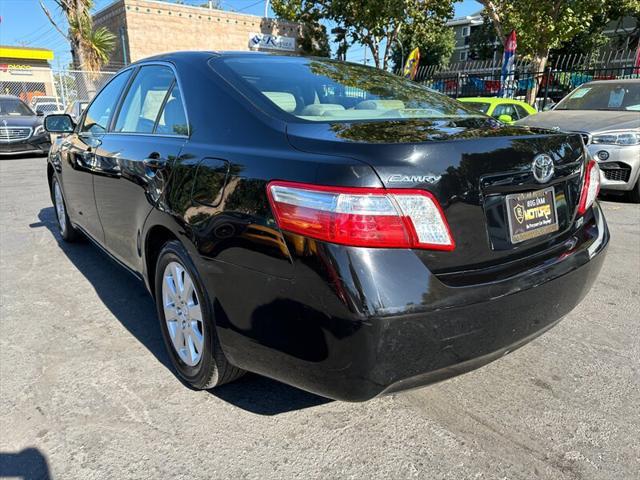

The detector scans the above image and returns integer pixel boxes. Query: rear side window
[492,103,517,119]
[514,104,530,119]
[81,69,132,134]
[114,66,175,133]
[155,83,188,136]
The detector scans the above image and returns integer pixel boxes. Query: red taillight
[577,159,601,215]
[266,181,455,251]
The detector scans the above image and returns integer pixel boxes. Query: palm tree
[40,0,116,79]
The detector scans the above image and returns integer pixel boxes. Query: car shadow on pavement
[210,373,332,415]
[0,448,52,480]
[32,207,332,415]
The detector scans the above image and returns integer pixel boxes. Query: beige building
[93,0,302,69]
[0,46,56,101]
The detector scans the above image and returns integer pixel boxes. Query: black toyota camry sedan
[44,52,608,401]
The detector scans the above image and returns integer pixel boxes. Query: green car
[458,97,537,124]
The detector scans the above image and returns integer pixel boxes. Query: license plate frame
[505,187,559,244]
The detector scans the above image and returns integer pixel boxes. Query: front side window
[556,83,640,111]
[114,65,176,133]
[216,56,477,123]
[81,69,133,134]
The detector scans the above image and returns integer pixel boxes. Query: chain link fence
[0,67,115,111]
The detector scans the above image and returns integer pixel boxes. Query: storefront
[0,46,55,103]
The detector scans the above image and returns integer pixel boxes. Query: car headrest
[300,104,346,116]
[355,99,406,110]
[262,91,297,113]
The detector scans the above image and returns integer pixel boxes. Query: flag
[499,30,517,98]
[403,48,420,80]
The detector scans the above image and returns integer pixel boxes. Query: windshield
[218,56,478,122]
[459,101,490,114]
[556,82,640,111]
[0,98,34,116]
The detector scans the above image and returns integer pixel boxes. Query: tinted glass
[492,104,516,118]
[556,83,640,111]
[218,56,477,122]
[514,104,530,119]
[81,70,132,134]
[0,98,34,116]
[114,66,175,133]
[155,83,188,135]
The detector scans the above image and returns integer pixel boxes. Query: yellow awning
[0,46,54,61]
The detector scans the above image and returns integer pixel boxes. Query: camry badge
[532,154,554,183]
[388,173,441,184]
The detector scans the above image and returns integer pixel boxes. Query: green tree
[40,0,116,75]
[478,0,640,104]
[326,0,454,70]
[271,0,330,56]
[391,23,455,70]
[468,16,500,61]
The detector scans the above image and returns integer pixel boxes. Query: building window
[462,26,470,37]
[459,50,468,61]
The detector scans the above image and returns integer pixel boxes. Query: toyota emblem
[532,154,554,183]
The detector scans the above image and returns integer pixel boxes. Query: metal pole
[264,0,269,18]
[542,66,551,110]
[397,39,405,73]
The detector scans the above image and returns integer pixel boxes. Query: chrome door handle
[143,154,166,170]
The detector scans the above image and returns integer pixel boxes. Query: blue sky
[0,0,482,67]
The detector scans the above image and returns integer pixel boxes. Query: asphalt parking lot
[1,156,639,480]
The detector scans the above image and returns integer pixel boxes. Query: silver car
[517,79,640,202]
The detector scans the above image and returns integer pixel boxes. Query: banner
[499,30,517,98]
[403,48,420,80]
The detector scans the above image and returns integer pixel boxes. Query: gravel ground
[1,156,639,480]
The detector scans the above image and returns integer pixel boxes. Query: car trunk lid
[285,117,586,274]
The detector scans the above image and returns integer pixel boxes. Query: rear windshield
[0,98,34,116]
[556,82,640,111]
[217,56,477,122]
[459,101,490,114]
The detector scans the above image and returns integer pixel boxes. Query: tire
[154,240,244,389]
[627,179,640,203]
[51,176,81,242]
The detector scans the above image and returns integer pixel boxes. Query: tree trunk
[369,40,381,69]
[526,51,548,106]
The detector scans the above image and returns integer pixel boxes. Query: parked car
[0,95,51,156]
[30,95,58,108]
[517,79,640,202]
[64,99,89,123]
[44,52,608,401]
[33,101,65,116]
[458,97,537,123]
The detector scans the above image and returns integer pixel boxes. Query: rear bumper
[211,204,608,401]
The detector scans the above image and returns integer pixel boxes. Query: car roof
[459,97,529,105]
[581,78,639,85]
[0,94,22,100]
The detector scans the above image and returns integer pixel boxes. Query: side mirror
[497,114,513,123]
[36,110,45,116]
[44,114,75,133]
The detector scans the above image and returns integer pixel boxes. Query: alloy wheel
[162,261,205,366]
[53,181,66,234]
